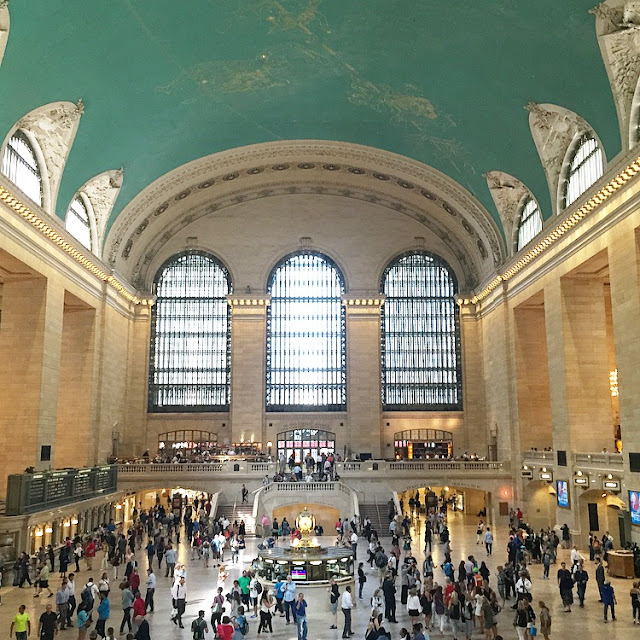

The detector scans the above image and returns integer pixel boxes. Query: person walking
[56,580,70,630]
[341,585,354,638]
[595,559,606,601]
[602,580,617,622]
[631,581,640,624]
[557,562,574,612]
[95,592,110,638]
[538,600,552,640]
[164,545,176,578]
[484,527,494,555]
[382,573,397,623]
[119,583,134,634]
[66,574,77,627]
[282,575,297,624]
[76,604,91,640]
[329,577,340,629]
[257,589,274,634]
[574,562,589,608]
[241,485,248,504]
[38,604,58,640]
[295,593,308,640]
[144,568,155,613]
[171,577,187,628]
[211,587,225,630]
[190,610,208,640]
[358,563,366,600]
[513,600,529,640]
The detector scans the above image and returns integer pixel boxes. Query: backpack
[255,581,263,595]
[239,616,249,635]
[375,553,388,568]
[191,618,207,640]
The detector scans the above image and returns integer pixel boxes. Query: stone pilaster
[343,295,384,458]
[228,296,270,446]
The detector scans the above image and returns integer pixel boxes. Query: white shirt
[570,548,583,564]
[66,580,75,597]
[146,573,156,590]
[341,591,353,610]
[351,533,358,545]
[171,582,187,600]
[407,594,421,612]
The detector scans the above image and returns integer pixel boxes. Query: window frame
[148,250,232,413]
[1,130,43,206]
[380,250,462,412]
[561,132,604,210]
[515,196,543,252]
[265,250,347,412]
[65,193,92,250]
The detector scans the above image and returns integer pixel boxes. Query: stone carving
[105,140,505,280]
[0,2,9,68]
[127,180,479,293]
[14,100,83,214]
[77,169,124,257]
[592,1,640,147]
[484,170,534,254]
[526,102,602,215]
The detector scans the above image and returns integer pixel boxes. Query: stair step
[214,505,256,535]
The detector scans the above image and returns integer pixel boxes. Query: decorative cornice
[342,294,384,307]
[461,155,640,306]
[0,183,153,306]
[227,295,271,307]
[106,141,505,282]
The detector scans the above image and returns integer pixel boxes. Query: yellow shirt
[13,612,30,633]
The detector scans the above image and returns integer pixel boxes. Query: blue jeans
[296,615,307,640]
[284,599,297,623]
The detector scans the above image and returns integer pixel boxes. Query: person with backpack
[375,549,388,585]
[191,610,208,640]
[257,589,274,634]
[249,574,262,618]
[232,605,248,640]
[329,576,340,629]
[215,615,234,640]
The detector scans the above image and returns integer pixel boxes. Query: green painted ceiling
[0,0,620,235]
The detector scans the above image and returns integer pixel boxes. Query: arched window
[266,251,346,411]
[149,251,232,412]
[1,131,43,205]
[516,197,543,251]
[381,251,461,410]
[65,195,91,250]
[563,133,604,209]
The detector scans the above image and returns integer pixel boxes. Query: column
[459,305,487,456]
[608,226,640,455]
[344,295,384,458]
[54,295,97,468]
[0,275,64,493]
[545,277,612,454]
[228,296,269,446]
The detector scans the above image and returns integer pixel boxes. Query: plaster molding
[105,141,505,282]
[75,169,124,257]
[0,2,9,67]
[484,171,536,256]
[130,182,480,294]
[526,102,605,215]
[3,101,83,215]
[592,1,640,148]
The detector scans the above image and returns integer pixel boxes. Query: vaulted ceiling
[0,0,620,235]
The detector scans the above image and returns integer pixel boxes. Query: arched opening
[65,194,92,250]
[1,130,43,206]
[561,132,605,210]
[393,429,453,460]
[149,251,232,412]
[266,251,346,412]
[276,428,336,465]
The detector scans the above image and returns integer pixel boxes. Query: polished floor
[1,512,638,639]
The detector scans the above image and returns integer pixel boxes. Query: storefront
[394,429,453,459]
[277,429,336,463]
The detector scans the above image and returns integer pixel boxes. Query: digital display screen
[629,491,640,525]
[556,480,569,508]
[291,568,306,580]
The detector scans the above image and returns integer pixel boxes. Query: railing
[272,482,337,492]
[521,451,555,464]
[118,459,508,478]
[573,452,624,468]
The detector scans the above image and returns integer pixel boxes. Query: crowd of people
[4,490,640,640]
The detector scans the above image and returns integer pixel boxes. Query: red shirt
[216,623,234,640]
[85,542,96,558]
[133,597,146,618]
[444,583,454,605]
[130,573,140,593]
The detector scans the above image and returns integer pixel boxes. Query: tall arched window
[65,195,92,250]
[149,251,232,412]
[516,197,543,251]
[381,251,461,410]
[563,133,604,209]
[266,251,346,411]
[1,131,43,206]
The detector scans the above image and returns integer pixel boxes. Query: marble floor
[1,511,638,640]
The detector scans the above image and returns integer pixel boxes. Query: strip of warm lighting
[459,156,640,306]
[0,185,154,307]
[228,298,270,306]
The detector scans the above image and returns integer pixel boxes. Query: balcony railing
[521,451,555,464]
[573,452,624,468]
